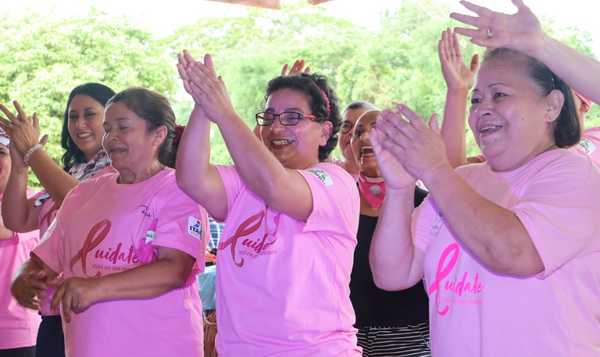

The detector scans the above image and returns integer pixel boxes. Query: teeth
[271,139,292,146]
[479,125,502,133]
[77,133,92,139]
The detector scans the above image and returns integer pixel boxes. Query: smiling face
[102,102,164,175]
[262,88,331,170]
[351,110,380,177]
[67,95,107,161]
[468,55,561,171]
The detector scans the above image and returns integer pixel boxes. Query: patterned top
[68,150,111,181]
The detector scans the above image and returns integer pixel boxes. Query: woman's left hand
[0,101,41,157]
[377,104,452,185]
[281,59,310,76]
[51,277,103,323]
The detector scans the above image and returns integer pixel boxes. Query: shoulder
[153,168,203,207]
[454,161,489,180]
[530,149,596,178]
[75,169,117,191]
[582,126,600,141]
[304,162,356,187]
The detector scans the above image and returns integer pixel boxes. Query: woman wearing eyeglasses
[176,52,361,356]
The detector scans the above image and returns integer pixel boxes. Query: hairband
[317,87,331,117]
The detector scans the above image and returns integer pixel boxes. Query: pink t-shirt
[33,168,207,357]
[215,163,361,356]
[0,192,41,349]
[575,127,600,165]
[414,149,600,356]
[32,166,115,315]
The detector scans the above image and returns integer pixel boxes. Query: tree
[0,11,175,186]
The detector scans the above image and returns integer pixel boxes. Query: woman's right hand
[0,101,41,157]
[450,0,544,54]
[370,109,416,190]
[439,28,479,90]
[11,269,48,310]
[177,51,237,125]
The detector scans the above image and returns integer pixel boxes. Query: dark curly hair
[484,48,580,147]
[106,87,179,168]
[61,83,116,171]
[265,73,341,161]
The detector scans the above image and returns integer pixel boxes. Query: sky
[3,0,600,55]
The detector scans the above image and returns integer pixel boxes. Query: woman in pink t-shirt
[368,2,600,356]
[12,88,207,357]
[439,3,600,168]
[1,83,114,357]
[176,52,361,356]
[0,130,40,357]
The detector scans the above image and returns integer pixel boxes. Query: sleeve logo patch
[578,138,597,155]
[307,168,333,187]
[188,216,203,240]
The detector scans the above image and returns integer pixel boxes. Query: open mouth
[478,124,503,138]
[360,146,375,158]
[76,132,94,140]
[270,139,295,148]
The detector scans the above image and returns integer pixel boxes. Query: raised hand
[439,28,479,90]
[179,52,237,125]
[450,0,543,53]
[370,109,416,190]
[0,101,41,156]
[281,59,310,76]
[177,50,204,105]
[376,104,450,185]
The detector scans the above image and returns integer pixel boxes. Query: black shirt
[350,187,429,328]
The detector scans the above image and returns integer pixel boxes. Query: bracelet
[23,143,44,166]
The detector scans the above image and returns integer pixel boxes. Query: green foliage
[0,11,176,186]
[0,1,596,184]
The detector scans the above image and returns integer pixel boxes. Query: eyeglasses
[341,120,354,134]
[255,111,319,126]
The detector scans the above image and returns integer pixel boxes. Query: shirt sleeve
[31,183,90,274]
[32,217,65,275]
[512,154,600,278]
[298,163,360,238]
[151,183,209,267]
[215,165,244,219]
[412,196,440,253]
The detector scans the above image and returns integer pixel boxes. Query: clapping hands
[177,51,237,125]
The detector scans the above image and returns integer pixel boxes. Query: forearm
[28,149,78,205]
[441,88,470,168]
[95,256,194,301]
[176,108,214,191]
[176,108,225,218]
[369,187,420,290]
[530,35,600,104]
[424,165,543,276]
[2,167,38,232]
[217,112,289,201]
